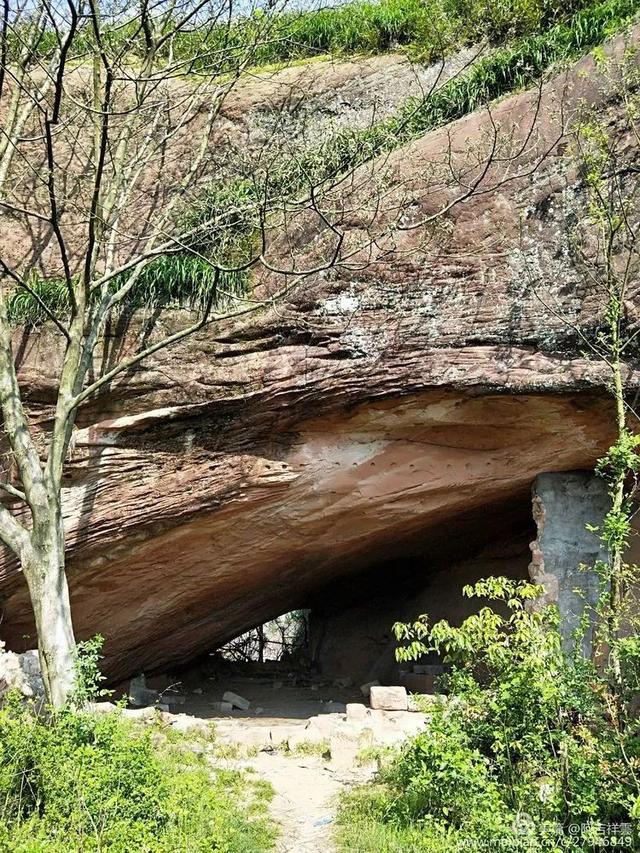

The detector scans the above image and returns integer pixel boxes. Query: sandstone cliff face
[0,31,638,681]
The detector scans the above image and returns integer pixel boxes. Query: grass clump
[287,738,331,758]
[7,256,246,327]
[0,695,275,852]
[337,578,640,853]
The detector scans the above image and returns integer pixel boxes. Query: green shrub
[338,578,640,852]
[0,697,275,852]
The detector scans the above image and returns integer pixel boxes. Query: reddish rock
[0,29,638,682]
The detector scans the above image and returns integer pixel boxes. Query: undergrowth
[0,695,275,852]
[336,578,640,853]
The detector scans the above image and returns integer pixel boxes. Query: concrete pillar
[529,471,609,654]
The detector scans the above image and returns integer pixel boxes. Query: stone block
[359,680,380,698]
[222,690,251,710]
[346,703,369,722]
[211,701,233,714]
[369,685,408,711]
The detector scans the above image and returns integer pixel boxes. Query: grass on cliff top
[14,0,600,77]
[169,0,595,71]
[186,0,640,248]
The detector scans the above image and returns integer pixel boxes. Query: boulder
[222,691,250,710]
[369,686,408,711]
[0,647,44,703]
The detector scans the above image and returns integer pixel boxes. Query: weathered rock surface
[530,472,611,653]
[0,645,44,703]
[0,30,639,681]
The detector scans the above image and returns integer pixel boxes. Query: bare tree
[0,0,389,706]
[0,0,558,706]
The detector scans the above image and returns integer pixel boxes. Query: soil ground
[242,752,373,853]
[125,669,388,851]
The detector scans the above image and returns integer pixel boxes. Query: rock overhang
[0,26,639,680]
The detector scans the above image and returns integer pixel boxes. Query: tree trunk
[23,526,76,708]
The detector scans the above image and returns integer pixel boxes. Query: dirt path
[244,752,372,853]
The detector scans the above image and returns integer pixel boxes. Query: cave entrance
[218,610,311,666]
[194,496,538,704]
[131,472,623,718]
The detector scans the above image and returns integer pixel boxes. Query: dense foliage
[337,579,640,852]
[0,697,274,852]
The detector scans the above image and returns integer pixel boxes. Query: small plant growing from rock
[69,634,112,709]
